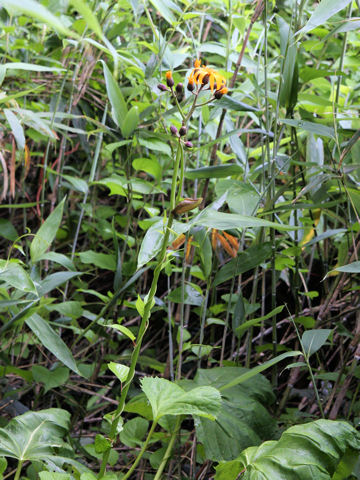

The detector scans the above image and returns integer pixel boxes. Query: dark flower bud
[187,80,195,92]
[176,83,184,94]
[202,74,209,85]
[158,83,168,92]
[170,125,178,136]
[179,126,187,136]
[185,141,193,148]
[166,71,174,88]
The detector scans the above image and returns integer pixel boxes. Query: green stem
[98,141,183,478]
[122,420,158,480]
[14,460,23,480]
[154,416,182,480]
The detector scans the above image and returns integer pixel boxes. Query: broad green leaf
[190,208,299,231]
[79,250,116,271]
[167,284,203,306]
[36,271,81,296]
[2,0,74,37]
[26,313,82,375]
[193,367,276,462]
[132,157,162,182]
[217,96,259,112]
[333,261,360,273]
[297,0,353,36]
[141,377,221,421]
[137,219,187,268]
[101,61,127,133]
[215,419,360,480]
[220,351,302,391]
[0,458,7,476]
[30,198,65,263]
[0,408,71,461]
[185,165,243,180]
[39,473,71,480]
[0,219,18,241]
[138,135,171,156]
[120,417,149,447]
[46,301,83,319]
[122,106,139,138]
[301,329,332,358]
[4,109,25,149]
[38,252,75,271]
[214,243,272,286]
[32,366,69,393]
[0,261,37,294]
[108,362,130,382]
[215,180,259,216]
[279,118,335,138]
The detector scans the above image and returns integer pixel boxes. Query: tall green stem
[122,421,158,480]
[14,461,23,480]
[98,141,183,478]
[154,416,182,480]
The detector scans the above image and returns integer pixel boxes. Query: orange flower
[188,59,227,93]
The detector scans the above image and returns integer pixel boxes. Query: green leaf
[108,362,130,382]
[215,419,360,480]
[193,367,276,462]
[297,0,353,36]
[235,306,285,339]
[217,96,259,112]
[38,252,75,271]
[185,165,243,180]
[101,60,128,133]
[122,106,139,138]
[2,0,74,37]
[132,157,161,182]
[36,271,81,296]
[0,408,71,461]
[69,0,103,38]
[219,351,302,391]
[0,261,37,294]
[279,118,335,138]
[3,109,25,149]
[39,473,71,480]
[278,17,298,110]
[94,434,111,454]
[167,284,203,306]
[141,377,221,421]
[301,329,332,358]
[32,366,69,393]
[30,198,65,263]
[333,261,360,273]
[149,0,178,25]
[0,458,7,476]
[108,324,135,341]
[120,417,149,447]
[78,250,116,271]
[138,135,171,156]
[214,243,272,286]
[190,208,299,231]
[26,313,82,376]
[0,219,18,241]
[3,62,65,73]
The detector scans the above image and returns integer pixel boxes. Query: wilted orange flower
[211,229,238,258]
[189,59,227,93]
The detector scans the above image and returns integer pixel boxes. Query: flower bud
[179,126,187,136]
[215,87,228,99]
[173,197,203,215]
[166,71,174,88]
[176,83,184,94]
[170,125,178,136]
[185,141,193,148]
[187,80,195,92]
[158,83,168,92]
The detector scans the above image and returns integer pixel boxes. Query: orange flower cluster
[188,59,228,97]
[211,229,239,258]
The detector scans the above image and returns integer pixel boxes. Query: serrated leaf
[215,419,360,480]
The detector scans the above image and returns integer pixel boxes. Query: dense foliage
[0,0,360,479]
